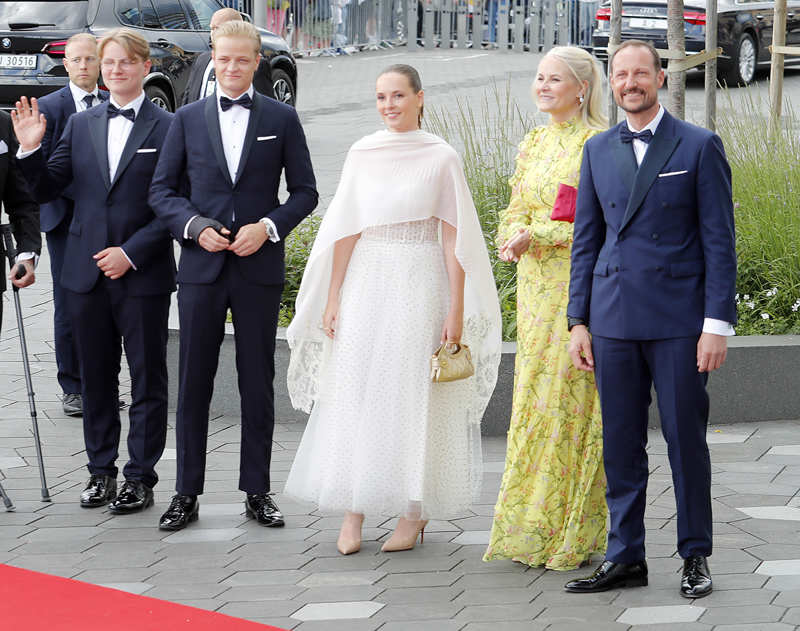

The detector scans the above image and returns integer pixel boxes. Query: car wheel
[723,32,757,86]
[272,69,295,106]
[145,84,173,112]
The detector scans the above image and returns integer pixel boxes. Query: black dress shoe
[62,393,83,417]
[681,555,713,598]
[564,560,648,593]
[245,493,284,527]
[80,474,117,507]
[108,480,154,514]
[159,494,199,531]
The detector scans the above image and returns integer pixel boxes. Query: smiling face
[100,41,150,105]
[610,44,664,120]
[212,34,260,97]
[64,37,100,92]
[376,72,423,133]
[532,55,585,123]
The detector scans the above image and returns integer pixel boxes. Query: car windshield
[0,1,90,30]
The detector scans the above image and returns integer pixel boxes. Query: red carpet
[0,564,289,631]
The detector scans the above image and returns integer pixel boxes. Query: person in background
[484,45,608,571]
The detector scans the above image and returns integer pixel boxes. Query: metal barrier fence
[224,0,599,56]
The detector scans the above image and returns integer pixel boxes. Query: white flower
[746,301,755,309]
[793,304,799,312]
[766,287,778,297]
[743,294,750,301]
[761,313,770,320]
[735,293,740,302]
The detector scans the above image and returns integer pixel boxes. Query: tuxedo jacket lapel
[88,104,111,190]
[111,98,158,189]
[60,86,77,116]
[620,111,681,232]
[610,125,637,197]
[204,94,234,188]
[234,93,262,186]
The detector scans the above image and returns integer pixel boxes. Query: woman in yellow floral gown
[483,46,608,571]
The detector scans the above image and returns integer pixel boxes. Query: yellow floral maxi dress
[483,118,608,570]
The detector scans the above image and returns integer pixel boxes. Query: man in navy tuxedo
[13,29,175,514]
[565,40,736,598]
[36,33,107,417]
[149,21,317,531]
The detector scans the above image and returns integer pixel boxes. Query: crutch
[1,224,50,503]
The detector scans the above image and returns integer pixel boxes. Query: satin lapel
[233,93,262,187]
[609,125,637,196]
[87,104,111,190]
[204,94,233,188]
[110,98,157,189]
[619,112,681,232]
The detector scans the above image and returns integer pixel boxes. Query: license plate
[628,17,667,30]
[0,54,37,69]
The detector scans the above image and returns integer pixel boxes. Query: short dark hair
[609,39,661,74]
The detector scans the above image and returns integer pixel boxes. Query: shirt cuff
[261,217,280,243]
[16,145,41,159]
[15,252,38,268]
[183,215,200,240]
[120,248,137,271]
[703,317,735,336]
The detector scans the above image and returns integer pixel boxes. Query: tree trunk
[666,0,686,119]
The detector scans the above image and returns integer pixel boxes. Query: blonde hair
[542,45,607,130]
[211,7,243,24]
[98,28,149,62]
[65,33,98,56]
[212,20,261,56]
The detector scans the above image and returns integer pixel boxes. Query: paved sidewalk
[2,48,800,630]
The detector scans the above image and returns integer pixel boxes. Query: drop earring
[578,94,585,104]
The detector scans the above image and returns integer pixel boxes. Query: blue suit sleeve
[148,112,200,241]
[568,140,605,322]
[17,116,75,204]
[696,133,737,324]
[264,107,318,237]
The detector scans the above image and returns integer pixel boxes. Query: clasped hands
[497,228,531,263]
[198,223,267,257]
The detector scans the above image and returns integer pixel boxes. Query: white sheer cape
[286,129,502,429]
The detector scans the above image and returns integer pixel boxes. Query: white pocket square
[0,140,7,155]
[136,148,157,154]
[658,170,688,178]
[257,135,276,141]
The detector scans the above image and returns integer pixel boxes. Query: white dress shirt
[107,92,145,183]
[626,105,734,337]
[68,81,101,112]
[184,85,279,243]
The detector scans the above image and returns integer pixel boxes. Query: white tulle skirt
[284,219,481,519]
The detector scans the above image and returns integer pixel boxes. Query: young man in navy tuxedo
[13,29,175,514]
[150,21,317,531]
[565,40,736,598]
[36,33,108,417]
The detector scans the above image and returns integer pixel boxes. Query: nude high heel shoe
[381,518,428,552]
[337,512,364,555]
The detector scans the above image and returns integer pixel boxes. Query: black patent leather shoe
[80,474,117,507]
[245,493,284,527]
[564,560,648,593]
[680,555,712,598]
[158,494,199,531]
[108,480,154,514]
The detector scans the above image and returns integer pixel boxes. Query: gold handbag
[430,342,475,383]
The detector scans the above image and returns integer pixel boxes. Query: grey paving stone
[291,601,384,621]
[146,568,236,585]
[221,569,309,587]
[708,625,796,631]
[76,552,165,569]
[290,585,385,604]
[377,586,462,605]
[219,584,306,602]
[773,589,800,606]
[371,602,464,622]
[73,568,158,584]
[459,623,548,631]
[452,572,536,589]
[99,582,153,595]
[226,554,312,571]
[233,542,316,556]
[141,582,229,600]
[617,604,706,624]
[453,603,545,622]
[534,604,626,624]
[298,571,387,588]
[454,587,535,606]
[545,624,629,631]
[294,621,382,631]
[302,556,388,572]
[698,604,786,625]
[697,587,778,606]
[147,553,239,570]
[780,607,800,625]
[531,589,619,607]
[161,527,246,543]
[217,600,304,619]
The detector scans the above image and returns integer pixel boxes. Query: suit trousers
[66,279,170,487]
[46,214,81,395]
[592,335,712,563]
[175,256,282,496]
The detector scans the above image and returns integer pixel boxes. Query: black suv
[0,0,297,111]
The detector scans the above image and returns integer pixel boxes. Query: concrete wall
[167,331,800,435]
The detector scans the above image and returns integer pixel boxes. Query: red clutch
[550,183,578,223]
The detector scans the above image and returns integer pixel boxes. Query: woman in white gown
[284,65,501,555]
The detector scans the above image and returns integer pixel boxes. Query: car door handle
[154,39,171,47]
[788,12,796,17]
[755,14,765,20]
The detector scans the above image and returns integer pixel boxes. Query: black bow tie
[620,126,653,144]
[220,94,253,112]
[107,103,135,122]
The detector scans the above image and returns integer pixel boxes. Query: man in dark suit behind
[180,7,275,107]
[0,112,40,327]
[150,20,316,531]
[13,28,175,515]
[564,40,737,599]
[36,33,107,417]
